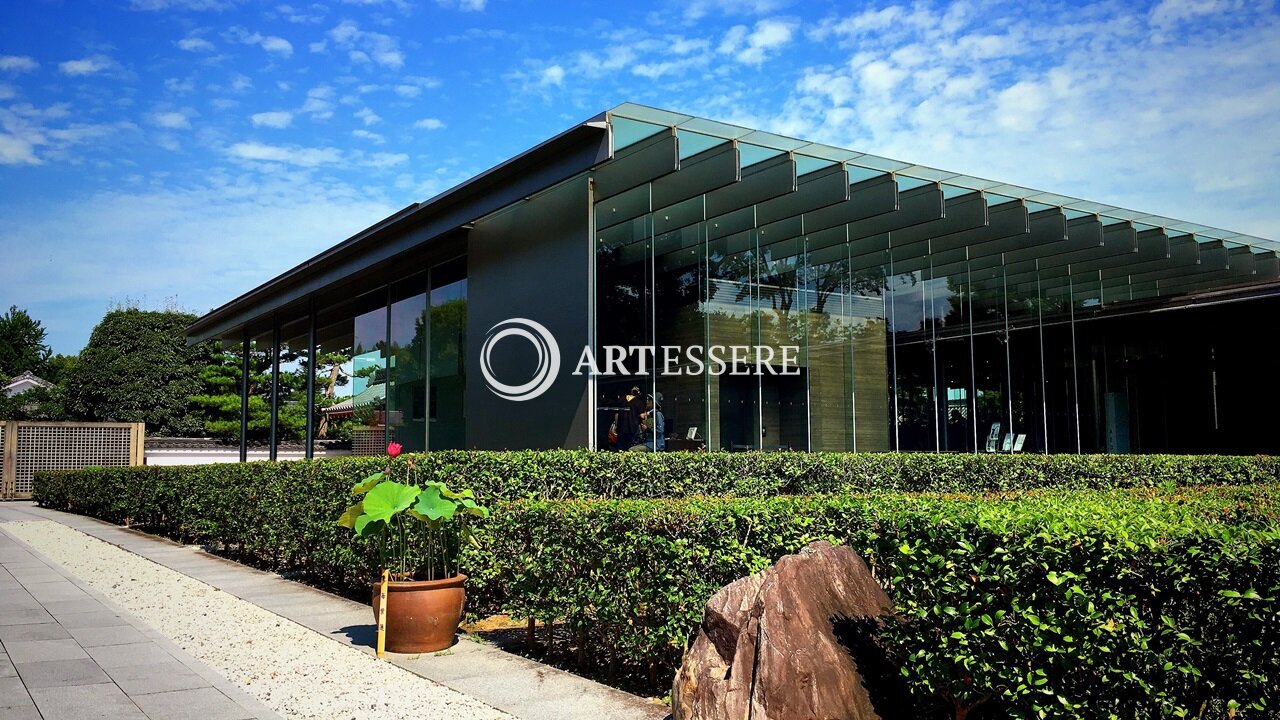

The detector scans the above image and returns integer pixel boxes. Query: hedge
[32,450,1280,515]
[469,487,1280,719]
[33,454,1280,718]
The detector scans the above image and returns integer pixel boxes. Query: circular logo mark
[479,318,561,402]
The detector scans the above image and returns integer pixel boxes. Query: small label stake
[376,569,389,659]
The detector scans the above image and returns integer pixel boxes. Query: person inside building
[629,393,665,452]
[614,385,644,451]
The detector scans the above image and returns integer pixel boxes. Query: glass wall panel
[248,328,274,443]
[273,318,310,457]
[654,222,706,450]
[1041,316,1079,453]
[888,253,936,451]
[314,306,356,447]
[595,216,653,450]
[351,299,388,456]
[758,231,808,450]
[388,276,428,453]
[850,246,890,451]
[706,229,759,451]
[931,258,974,452]
[1071,272,1106,452]
[806,229,854,451]
[969,264,1011,452]
[1006,271,1046,453]
[429,258,467,450]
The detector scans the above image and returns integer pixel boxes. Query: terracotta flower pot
[370,574,466,653]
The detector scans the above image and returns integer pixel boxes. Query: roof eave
[186,112,610,343]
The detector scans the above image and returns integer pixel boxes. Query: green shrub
[32,450,1280,515]
[33,453,1280,718]
[472,487,1280,719]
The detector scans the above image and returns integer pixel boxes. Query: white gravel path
[2,520,511,720]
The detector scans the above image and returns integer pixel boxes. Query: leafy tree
[43,354,78,385]
[0,306,51,378]
[189,340,310,441]
[0,385,68,420]
[314,348,352,439]
[63,308,215,435]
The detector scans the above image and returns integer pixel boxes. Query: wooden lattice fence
[1,421,144,500]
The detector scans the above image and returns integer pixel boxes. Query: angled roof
[188,102,1276,342]
[3,371,53,396]
[605,102,1276,253]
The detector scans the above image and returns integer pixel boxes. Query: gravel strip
[2,520,510,720]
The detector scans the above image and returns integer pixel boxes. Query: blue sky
[1,0,1278,354]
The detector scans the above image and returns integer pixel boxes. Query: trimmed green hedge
[33,453,1280,718]
[470,487,1280,719]
[32,450,1280,515]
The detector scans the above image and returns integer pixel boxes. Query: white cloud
[129,0,238,9]
[540,64,565,86]
[1151,0,1247,28]
[993,80,1049,132]
[260,36,294,55]
[149,111,191,129]
[0,105,133,166]
[352,129,384,143]
[0,176,397,352]
[0,84,15,100]
[58,55,114,76]
[436,0,486,10]
[362,152,407,168]
[0,56,39,73]
[227,27,294,57]
[326,20,404,68]
[0,134,40,165]
[682,0,785,22]
[719,18,796,65]
[414,117,445,130]
[251,110,294,128]
[164,77,196,94]
[301,85,335,119]
[730,1,1280,240]
[276,3,326,23]
[394,84,420,98]
[859,59,905,94]
[177,37,216,52]
[355,107,381,125]
[227,142,342,166]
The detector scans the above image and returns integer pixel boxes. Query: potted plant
[337,442,488,653]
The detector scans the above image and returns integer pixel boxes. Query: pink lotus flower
[386,442,403,459]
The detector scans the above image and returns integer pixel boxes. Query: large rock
[672,541,895,720]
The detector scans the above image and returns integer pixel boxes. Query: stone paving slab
[4,502,670,720]
[0,519,281,720]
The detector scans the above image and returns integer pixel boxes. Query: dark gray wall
[465,175,593,449]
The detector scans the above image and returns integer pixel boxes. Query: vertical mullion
[305,306,316,460]
[240,329,249,463]
[888,237,899,451]
[269,319,280,462]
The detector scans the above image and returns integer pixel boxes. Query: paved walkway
[0,503,668,720]
[0,504,279,720]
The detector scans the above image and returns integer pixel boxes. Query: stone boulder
[672,541,895,720]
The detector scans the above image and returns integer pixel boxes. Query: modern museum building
[187,103,1280,459]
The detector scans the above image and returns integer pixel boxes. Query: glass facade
[589,105,1280,455]
[199,103,1279,458]
[229,257,468,460]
